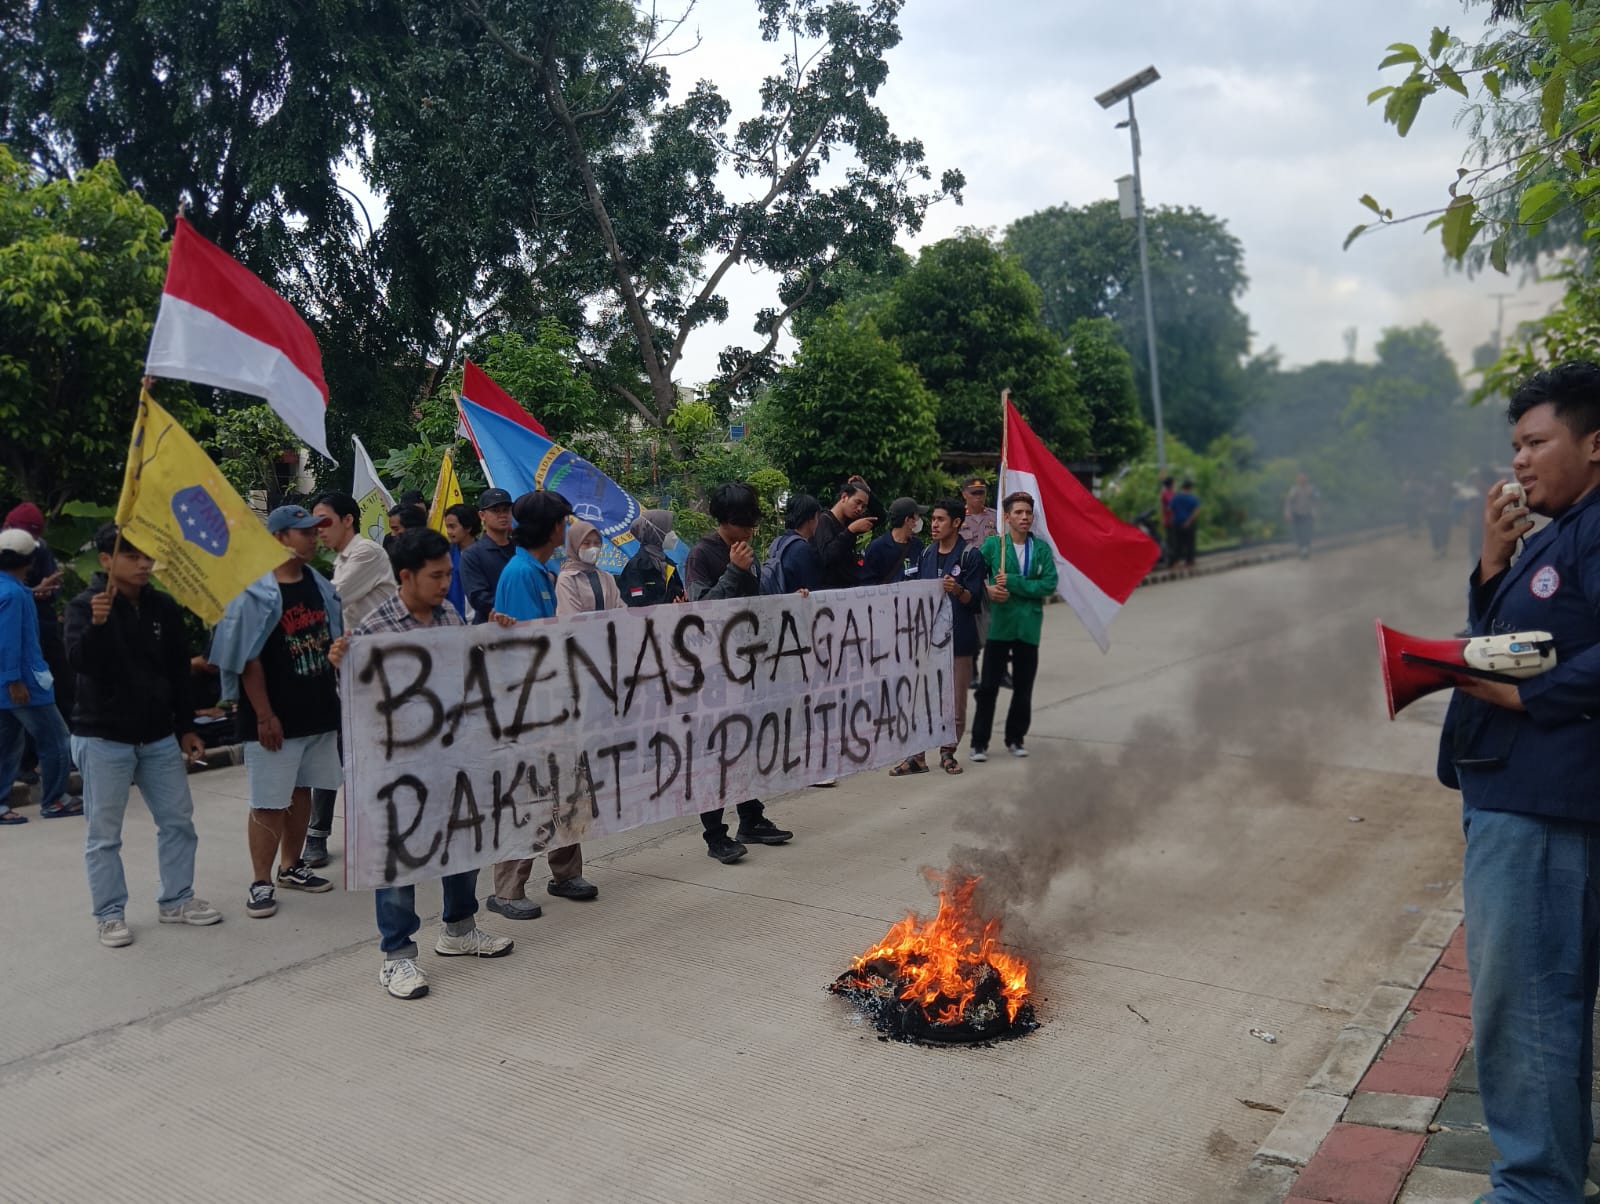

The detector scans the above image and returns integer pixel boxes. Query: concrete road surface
[1,533,1469,1202]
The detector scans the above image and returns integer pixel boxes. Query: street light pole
[1097,66,1167,475]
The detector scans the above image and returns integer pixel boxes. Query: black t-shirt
[238,574,340,739]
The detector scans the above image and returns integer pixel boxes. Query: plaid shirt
[351,591,466,637]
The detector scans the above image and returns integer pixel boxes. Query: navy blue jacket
[917,538,986,658]
[458,535,515,624]
[1439,487,1600,821]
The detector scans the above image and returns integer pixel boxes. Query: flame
[844,874,1031,1024]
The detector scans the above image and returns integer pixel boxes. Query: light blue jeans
[73,736,198,921]
[0,703,71,812]
[1463,806,1600,1204]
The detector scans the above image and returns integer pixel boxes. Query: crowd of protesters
[1,472,1058,1000]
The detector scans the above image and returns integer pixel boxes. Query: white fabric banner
[341,582,954,889]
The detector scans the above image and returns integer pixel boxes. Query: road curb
[1227,884,1465,1203]
[1137,525,1406,590]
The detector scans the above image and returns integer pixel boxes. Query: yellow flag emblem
[114,391,286,623]
[427,451,464,534]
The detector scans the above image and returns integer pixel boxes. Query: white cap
[0,528,37,559]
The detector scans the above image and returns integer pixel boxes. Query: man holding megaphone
[1437,361,1600,1202]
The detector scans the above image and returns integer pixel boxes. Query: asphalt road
[0,532,1469,1202]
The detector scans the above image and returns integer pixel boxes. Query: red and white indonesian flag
[146,217,332,461]
[1000,399,1159,651]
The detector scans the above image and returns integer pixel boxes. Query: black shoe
[302,836,330,869]
[547,876,599,901]
[706,835,748,864]
[736,817,793,845]
[276,861,333,893]
[1001,673,1014,689]
[486,895,543,920]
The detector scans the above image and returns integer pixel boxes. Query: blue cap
[266,505,331,534]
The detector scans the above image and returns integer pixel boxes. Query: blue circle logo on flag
[172,485,231,557]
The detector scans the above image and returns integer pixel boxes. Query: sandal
[0,810,27,825]
[888,758,929,777]
[41,797,84,818]
[940,752,963,775]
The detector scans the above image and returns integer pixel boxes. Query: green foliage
[467,324,613,441]
[206,404,299,501]
[0,148,168,510]
[1477,264,1600,398]
[877,233,1091,463]
[761,310,943,503]
[1064,317,1148,475]
[1344,324,1466,472]
[1004,201,1253,448]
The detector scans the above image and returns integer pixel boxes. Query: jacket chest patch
[1530,565,1562,599]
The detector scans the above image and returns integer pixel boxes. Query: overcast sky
[664,0,1559,385]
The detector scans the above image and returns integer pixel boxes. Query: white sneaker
[1006,743,1029,758]
[159,897,222,926]
[434,926,514,958]
[969,749,988,763]
[379,957,429,999]
[98,918,133,948]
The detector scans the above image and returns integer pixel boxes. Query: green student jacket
[979,533,1058,646]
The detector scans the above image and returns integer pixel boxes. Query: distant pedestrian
[4,503,69,734]
[440,503,480,619]
[0,528,79,825]
[459,487,516,625]
[486,490,573,921]
[860,497,926,586]
[1169,478,1200,570]
[328,529,513,1000]
[812,478,876,590]
[891,498,986,777]
[1284,472,1318,559]
[970,492,1057,761]
[687,483,794,862]
[209,505,342,919]
[1158,475,1176,563]
[618,509,685,607]
[1424,474,1454,559]
[64,524,220,947]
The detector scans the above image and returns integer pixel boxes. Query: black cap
[888,497,927,524]
[478,487,513,509]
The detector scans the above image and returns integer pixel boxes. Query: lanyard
[1012,536,1029,577]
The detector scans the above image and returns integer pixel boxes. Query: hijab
[630,509,673,571]
[559,519,602,577]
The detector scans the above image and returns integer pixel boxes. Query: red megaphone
[1375,620,1557,719]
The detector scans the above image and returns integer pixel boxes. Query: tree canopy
[1004,200,1253,448]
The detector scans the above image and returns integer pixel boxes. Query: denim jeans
[1462,807,1600,1203]
[72,736,198,921]
[0,703,71,812]
[376,870,480,960]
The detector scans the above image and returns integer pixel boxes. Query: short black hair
[708,482,762,528]
[92,522,145,558]
[512,490,573,549]
[1002,491,1034,514]
[399,489,426,507]
[784,493,823,530]
[388,528,452,580]
[837,479,870,501]
[1507,361,1600,437]
[443,503,480,536]
[311,491,359,523]
[388,504,426,530]
[930,496,964,525]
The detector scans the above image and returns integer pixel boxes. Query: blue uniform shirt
[1440,487,1600,822]
[493,548,559,621]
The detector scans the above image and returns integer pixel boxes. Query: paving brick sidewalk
[1232,904,1600,1203]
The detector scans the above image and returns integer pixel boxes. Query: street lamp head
[1095,66,1161,110]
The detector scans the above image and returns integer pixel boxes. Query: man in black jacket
[810,478,876,591]
[64,524,220,948]
[685,483,794,862]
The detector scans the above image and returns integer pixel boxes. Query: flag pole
[998,388,1011,529]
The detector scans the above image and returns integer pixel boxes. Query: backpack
[759,532,805,595]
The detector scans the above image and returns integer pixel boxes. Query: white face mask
[578,546,601,565]
[662,532,679,552]
[912,518,924,535]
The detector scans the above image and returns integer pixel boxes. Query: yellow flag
[427,451,463,534]
[115,391,287,623]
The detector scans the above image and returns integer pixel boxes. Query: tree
[1345,324,1466,473]
[762,310,942,503]
[0,150,168,509]
[1064,317,1147,476]
[877,233,1091,462]
[458,0,964,435]
[1004,201,1254,448]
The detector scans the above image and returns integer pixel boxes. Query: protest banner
[341,581,953,888]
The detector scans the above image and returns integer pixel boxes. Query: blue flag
[459,397,640,572]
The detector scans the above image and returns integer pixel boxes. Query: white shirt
[332,536,397,629]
